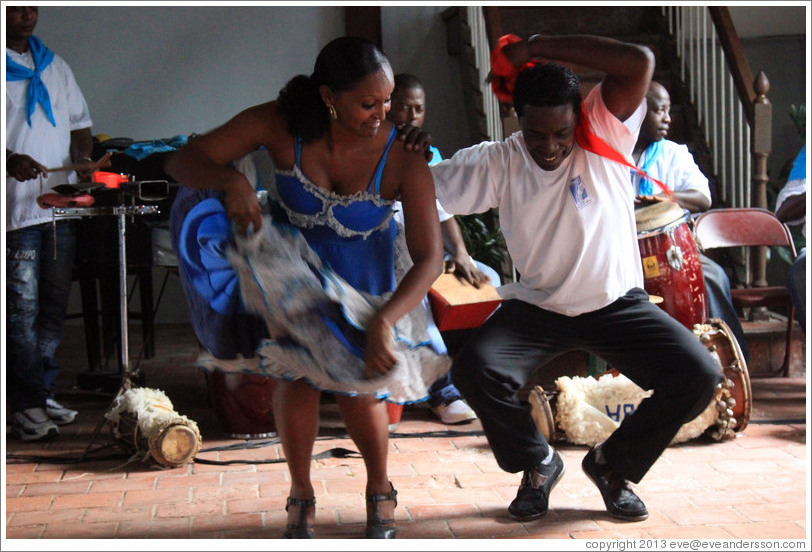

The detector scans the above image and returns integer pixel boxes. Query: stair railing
[664,6,773,288]
[468,6,504,143]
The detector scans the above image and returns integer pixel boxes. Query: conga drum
[205,370,278,439]
[635,200,707,329]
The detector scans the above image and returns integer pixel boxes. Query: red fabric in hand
[490,34,538,103]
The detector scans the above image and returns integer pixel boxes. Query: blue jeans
[700,254,750,361]
[787,248,806,332]
[6,221,77,412]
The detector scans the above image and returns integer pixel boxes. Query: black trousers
[451,287,721,483]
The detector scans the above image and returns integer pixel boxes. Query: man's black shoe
[582,445,649,521]
[507,450,565,521]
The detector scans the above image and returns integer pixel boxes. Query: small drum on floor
[636,200,707,329]
[106,387,202,468]
[529,319,751,445]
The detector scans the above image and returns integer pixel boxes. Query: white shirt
[631,139,711,203]
[432,84,646,316]
[6,47,93,231]
[775,177,807,239]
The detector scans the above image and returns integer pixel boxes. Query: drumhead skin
[151,424,201,468]
[634,200,685,234]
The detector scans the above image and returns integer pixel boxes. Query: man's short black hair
[513,63,582,119]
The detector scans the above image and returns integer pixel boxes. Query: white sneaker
[431,399,477,425]
[10,408,59,442]
[46,398,78,425]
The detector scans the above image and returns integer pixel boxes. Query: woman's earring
[328,104,338,120]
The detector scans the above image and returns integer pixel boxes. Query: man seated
[631,81,750,360]
[388,73,501,424]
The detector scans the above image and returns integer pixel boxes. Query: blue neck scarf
[6,36,56,127]
[636,139,664,195]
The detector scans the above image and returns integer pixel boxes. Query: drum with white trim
[635,200,707,329]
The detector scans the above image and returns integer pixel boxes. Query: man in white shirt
[6,6,94,441]
[431,34,720,523]
[631,81,749,361]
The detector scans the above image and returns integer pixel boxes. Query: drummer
[631,81,749,361]
[424,33,722,523]
[6,6,94,442]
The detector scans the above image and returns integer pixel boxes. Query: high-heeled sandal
[283,496,316,539]
[364,482,398,539]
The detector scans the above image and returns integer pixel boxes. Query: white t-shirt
[6,47,93,231]
[432,84,646,316]
[775,178,807,239]
[631,139,711,202]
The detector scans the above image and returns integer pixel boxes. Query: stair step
[742,315,806,378]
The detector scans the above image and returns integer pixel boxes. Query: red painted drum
[635,200,707,329]
[205,371,277,439]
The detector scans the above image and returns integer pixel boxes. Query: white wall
[36,6,345,140]
[381,6,468,155]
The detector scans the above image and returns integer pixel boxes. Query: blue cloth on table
[123,135,188,161]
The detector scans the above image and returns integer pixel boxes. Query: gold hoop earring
[328,104,338,120]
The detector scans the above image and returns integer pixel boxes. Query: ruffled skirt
[225,216,450,404]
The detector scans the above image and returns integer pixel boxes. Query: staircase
[441,6,805,378]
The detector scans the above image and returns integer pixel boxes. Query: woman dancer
[165,36,447,539]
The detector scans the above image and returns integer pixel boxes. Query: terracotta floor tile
[4,323,806,540]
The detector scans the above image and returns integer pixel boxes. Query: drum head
[635,200,686,234]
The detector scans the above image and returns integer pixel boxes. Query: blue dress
[226,128,450,404]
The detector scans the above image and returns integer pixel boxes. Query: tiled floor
[3,323,809,542]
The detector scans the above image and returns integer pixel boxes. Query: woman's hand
[363,315,398,379]
[224,178,263,234]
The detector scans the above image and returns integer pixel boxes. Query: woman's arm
[364,152,444,377]
[164,102,281,233]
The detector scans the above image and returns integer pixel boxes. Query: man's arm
[504,35,655,121]
[670,190,711,213]
[70,127,94,181]
[441,217,490,286]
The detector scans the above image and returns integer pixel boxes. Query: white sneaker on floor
[431,399,477,425]
[46,398,78,425]
[10,408,59,442]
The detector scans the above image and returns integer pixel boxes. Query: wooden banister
[708,7,756,125]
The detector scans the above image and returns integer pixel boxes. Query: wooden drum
[106,388,201,468]
[635,200,707,329]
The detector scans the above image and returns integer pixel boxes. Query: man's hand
[396,123,433,163]
[6,153,48,181]
[445,257,490,288]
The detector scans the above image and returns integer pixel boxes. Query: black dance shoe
[582,445,649,521]
[365,482,398,538]
[507,450,565,520]
[283,496,316,538]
